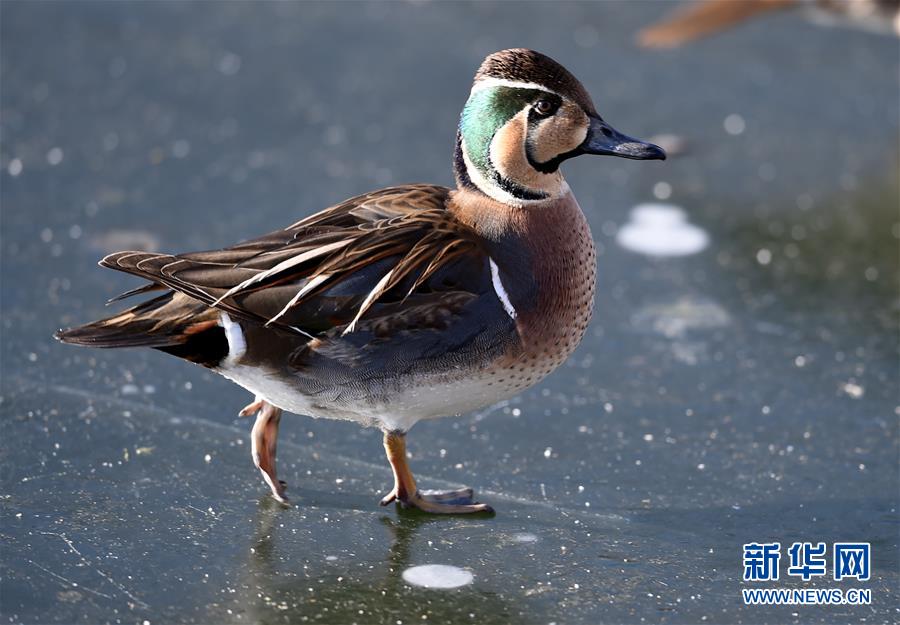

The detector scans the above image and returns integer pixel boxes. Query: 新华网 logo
[741,542,872,606]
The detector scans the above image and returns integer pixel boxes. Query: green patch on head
[459,86,541,175]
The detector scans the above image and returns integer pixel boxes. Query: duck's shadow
[238,497,518,625]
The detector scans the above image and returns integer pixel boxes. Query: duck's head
[455,48,665,206]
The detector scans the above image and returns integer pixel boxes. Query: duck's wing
[637,0,796,48]
[100,184,488,337]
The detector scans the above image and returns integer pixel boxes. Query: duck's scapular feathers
[93,184,487,340]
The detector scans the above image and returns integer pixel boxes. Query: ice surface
[1,2,897,624]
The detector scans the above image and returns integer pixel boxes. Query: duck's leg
[240,397,288,504]
[379,430,493,514]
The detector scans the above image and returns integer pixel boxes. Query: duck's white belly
[216,363,519,432]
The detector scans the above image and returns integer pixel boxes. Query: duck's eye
[533,99,556,116]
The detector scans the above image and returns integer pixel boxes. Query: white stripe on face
[489,258,518,320]
[470,77,560,97]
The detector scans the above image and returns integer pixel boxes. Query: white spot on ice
[842,382,864,399]
[218,52,241,75]
[616,203,708,257]
[402,564,473,589]
[652,181,672,200]
[172,140,190,159]
[723,114,746,135]
[46,147,64,166]
[8,158,22,176]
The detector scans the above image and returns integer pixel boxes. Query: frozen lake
[1,2,897,623]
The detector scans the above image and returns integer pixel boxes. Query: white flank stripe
[219,312,246,366]
[489,258,517,320]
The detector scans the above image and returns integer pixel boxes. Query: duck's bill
[581,117,666,160]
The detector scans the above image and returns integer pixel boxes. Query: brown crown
[474,49,597,115]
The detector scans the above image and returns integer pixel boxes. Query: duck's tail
[55,291,227,366]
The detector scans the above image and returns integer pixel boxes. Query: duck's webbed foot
[379,431,493,515]
[241,397,288,504]
[381,487,491,514]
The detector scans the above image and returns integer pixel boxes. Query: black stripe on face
[526,142,581,175]
[524,95,580,175]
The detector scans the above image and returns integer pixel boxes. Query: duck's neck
[449,185,581,246]
[448,186,596,354]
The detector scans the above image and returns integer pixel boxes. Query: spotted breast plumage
[56,49,665,513]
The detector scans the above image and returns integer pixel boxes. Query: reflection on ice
[631,296,730,340]
[631,296,731,365]
[616,203,709,257]
[402,564,474,589]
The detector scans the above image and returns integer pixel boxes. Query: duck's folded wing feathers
[100,185,486,336]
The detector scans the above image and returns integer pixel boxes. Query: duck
[56,49,665,514]
[637,0,900,48]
